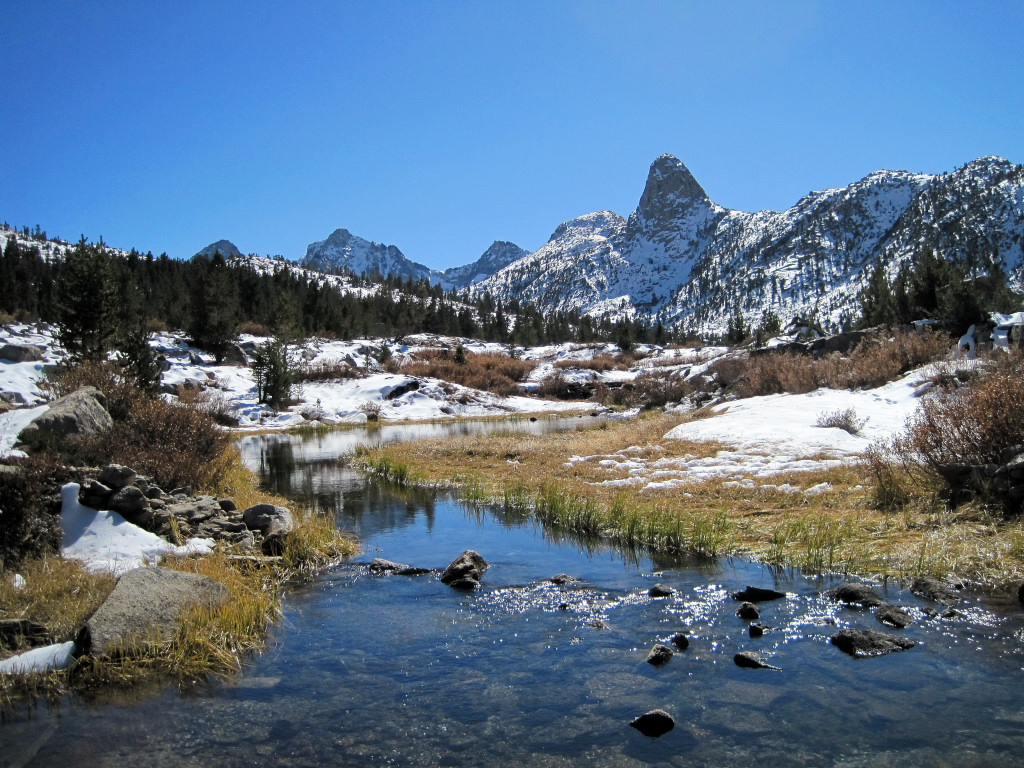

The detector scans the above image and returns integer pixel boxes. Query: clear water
[5,420,1024,767]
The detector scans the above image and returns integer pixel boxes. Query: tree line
[0,236,667,361]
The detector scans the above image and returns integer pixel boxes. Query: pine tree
[55,238,119,363]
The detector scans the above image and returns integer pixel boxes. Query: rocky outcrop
[17,386,112,449]
[831,629,916,657]
[80,566,228,657]
[440,550,488,589]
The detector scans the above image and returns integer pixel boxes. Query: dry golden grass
[358,410,1024,590]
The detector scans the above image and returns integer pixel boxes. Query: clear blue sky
[2,1,1022,270]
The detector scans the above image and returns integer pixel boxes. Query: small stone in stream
[941,608,961,619]
[910,576,961,606]
[826,582,885,608]
[395,567,431,576]
[735,602,760,620]
[648,583,674,597]
[550,574,576,585]
[875,603,913,629]
[670,633,689,650]
[646,643,673,666]
[447,577,481,590]
[369,558,410,573]
[629,709,675,738]
[749,623,769,638]
[731,586,786,602]
[734,651,781,670]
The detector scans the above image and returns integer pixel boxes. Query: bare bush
[401,350,536,397]
[815,407,867,435]
[295,359,363,383]
[554,354,623,373]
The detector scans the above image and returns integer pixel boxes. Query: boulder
[749,623,769,638]
[826,582,885,608]
[0,343,45,362]
[670,632,690,650]
[830,629,916,657]
[17,386,112,448]
[221,344,248,366]
[875,603,913,629]
[440,550,488,588]
[550,574,577,585]
[734,651,781,670]
[648,583,674,597]
[81,566,228,657]
[731,585,786,602]
[629,709,675,738]
[646,643,673,666]
[241,503,296,538]
[109,486,152,526]
[99,464,137,490]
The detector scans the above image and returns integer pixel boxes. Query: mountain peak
[195,239,242,259]
[637,154,711,225]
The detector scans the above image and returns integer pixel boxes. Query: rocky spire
[636,154,712,225]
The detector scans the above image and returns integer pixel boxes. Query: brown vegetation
[400,349,536,397]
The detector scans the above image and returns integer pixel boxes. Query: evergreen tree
[187,252,238,361]
[55,238,119,363]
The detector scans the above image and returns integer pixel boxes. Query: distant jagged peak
[637,154,711,222]
[195,239,243,259]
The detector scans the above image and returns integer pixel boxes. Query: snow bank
[60,484,215,576]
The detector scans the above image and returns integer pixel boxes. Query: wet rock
[550,574,577,585]
[911,576,961,606]
[370,558,410,573]
[734,651,780,670]
[749,623,769,638]
[440,550,489,587]
[875,603,913,629]
[831,629,916,657]
[646,643,673,666]
[82,566,228,657]
[98,464,137,490]
[629,709,675,738]
[731,586,786,602]
[396,566,432,576]
[941,608,961,619]
[826,582,885,607]
[735,602,760,620]
[670,632,689,650]
[648,583,674,597]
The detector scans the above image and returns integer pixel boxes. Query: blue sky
[2,1,1022,270]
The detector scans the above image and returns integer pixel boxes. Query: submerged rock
[648,583,674,597]
[749,623,769,639]
[831,629,916,657]
[629,709,675,737]
[731,586,786,602]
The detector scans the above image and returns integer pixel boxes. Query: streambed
[5,418,1024,767]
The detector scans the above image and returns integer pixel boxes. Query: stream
[4,417,1024,767]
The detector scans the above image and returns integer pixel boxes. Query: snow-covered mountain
[302,228,441,284]
[474,154,1024,335]
[442,240,529,289]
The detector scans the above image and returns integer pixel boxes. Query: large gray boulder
[81,566,228,657]
[17,386,113,448]
[242,503,296,555]
[0,343,45,362]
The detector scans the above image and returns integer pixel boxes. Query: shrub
[535,371,594,400]
[401,350,536,397]
[42,360,142,421]
[295,360,363,383]
[0,456,76,569]
[554,354,623,373]
[815,407,867,435]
